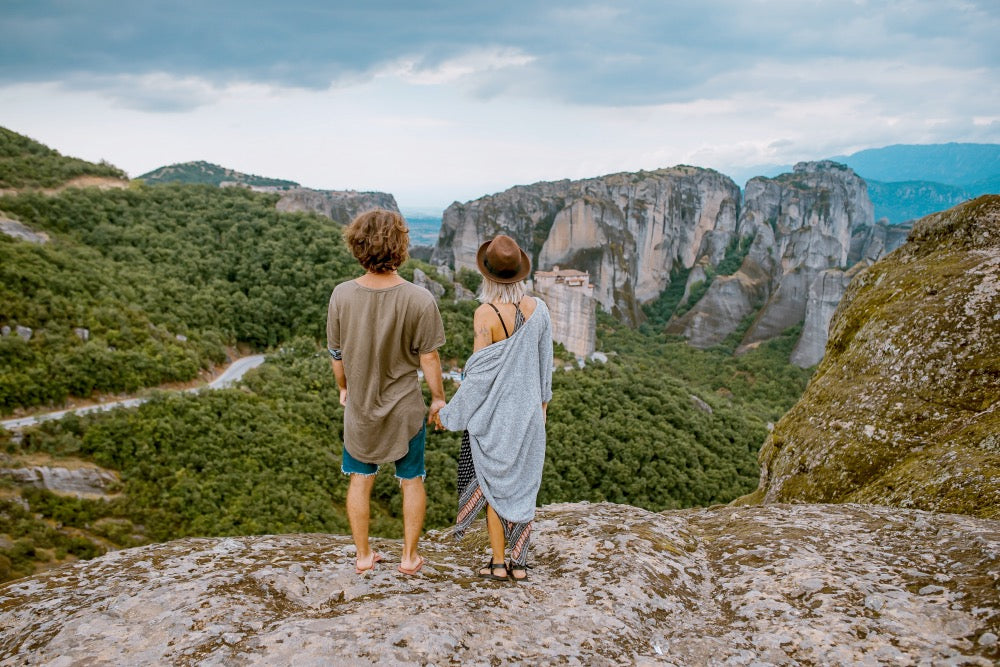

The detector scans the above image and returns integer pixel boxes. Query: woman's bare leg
[480,504,507,577]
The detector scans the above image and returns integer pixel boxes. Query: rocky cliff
[275,188,400,224]
[534,268,596,357]
[432,163,907,363]
[1,502,997,665]
[667,161,907,367]
[433,167,741,324]
[741,196,1000,517]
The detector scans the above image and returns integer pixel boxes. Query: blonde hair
[344,209,409,273]
[478,276,527,304]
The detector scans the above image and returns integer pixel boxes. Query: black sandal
[507,561,529,582]
[478,560,508,581]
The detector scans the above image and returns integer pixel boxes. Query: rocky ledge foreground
[1,502,998,666]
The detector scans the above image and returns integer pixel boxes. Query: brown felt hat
[476,235,531,284]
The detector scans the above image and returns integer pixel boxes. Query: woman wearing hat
[438,235,553,582]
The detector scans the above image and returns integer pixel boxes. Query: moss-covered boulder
[740,195,1000,517]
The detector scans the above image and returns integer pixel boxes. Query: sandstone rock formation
[1,502,996,665]
[788,221,913,367]
[533,268,596,357]
[276,188,400,224]
[667,162,909,367]
[741,196,1000,518]
[433,167,741,324]
[432,163,909,365]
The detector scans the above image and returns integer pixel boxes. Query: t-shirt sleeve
[326,291,340,352]
[413,299,446,354]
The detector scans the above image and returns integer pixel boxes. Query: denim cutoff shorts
[341,423,426,480]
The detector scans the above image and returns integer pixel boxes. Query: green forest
[0,128,126,189]
[0,128,814,582]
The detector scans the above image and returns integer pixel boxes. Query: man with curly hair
[327,209,446,576]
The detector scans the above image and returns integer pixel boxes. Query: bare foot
[355,551,383,574]
[398,555,425,576]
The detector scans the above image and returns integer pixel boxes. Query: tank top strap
[487,303,511,339]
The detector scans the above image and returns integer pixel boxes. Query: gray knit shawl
[439,299,553,524]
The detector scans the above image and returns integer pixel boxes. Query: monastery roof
[535,267,589,278]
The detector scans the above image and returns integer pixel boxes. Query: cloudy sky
[1,1,998,211]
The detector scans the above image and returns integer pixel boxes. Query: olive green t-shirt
[327,280,445,463]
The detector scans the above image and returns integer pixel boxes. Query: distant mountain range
[139,144,1000,226]
[828,143,1000,187]
[728,143,1000,224]
[138,161,299,189]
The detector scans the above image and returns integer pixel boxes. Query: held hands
[428,399,446,431]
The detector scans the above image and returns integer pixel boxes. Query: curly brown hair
[344,209,409,273]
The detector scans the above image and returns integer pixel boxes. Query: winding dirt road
[0,355,266,431]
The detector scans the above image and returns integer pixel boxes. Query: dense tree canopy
[1,184,359,411]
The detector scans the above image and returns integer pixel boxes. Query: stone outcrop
[1,502,997,665]
[433,167,741,324]
[411,268,445,302]
[668,162,908,366]
[788,266,860,367]
[0,465,119,499]
[533,268,596,357]
[0,217,49,244]
[783,221,914,368]
[276,188,399,224]
[432,162,908,364]
[740,196,1000,518]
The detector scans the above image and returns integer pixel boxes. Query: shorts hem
[342,468,378,477]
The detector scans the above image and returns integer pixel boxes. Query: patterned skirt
[454,430,533,565]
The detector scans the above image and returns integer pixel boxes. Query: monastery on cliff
[533,266,596,358]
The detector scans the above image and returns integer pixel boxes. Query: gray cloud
[0,0,997,110]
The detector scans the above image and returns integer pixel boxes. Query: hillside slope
[0,127,126,190]
[137,160,298,188]
[741,196,1000,517]
[1,129,359,413]
[138,159,401,224]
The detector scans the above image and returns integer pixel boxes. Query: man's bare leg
[347,473,377,569]
[399,477,426,571]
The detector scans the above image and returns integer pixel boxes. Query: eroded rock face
[276,188,399,224]
[1,502,997,665]
[669,162,907,365]
[788,266,859,368]
[432,167,741,324]
[743,196,1000,518]
[432,162,907,363]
